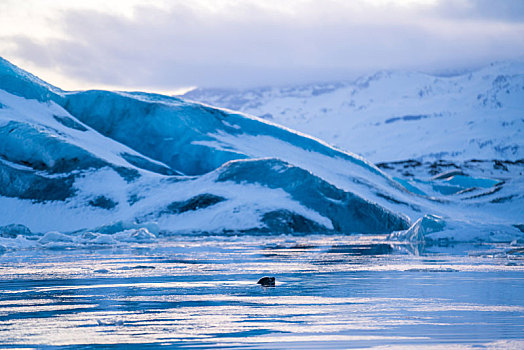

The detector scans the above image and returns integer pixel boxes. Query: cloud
[3,0,524,89]
[436,0,524,22]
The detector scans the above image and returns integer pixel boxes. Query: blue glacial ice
[0,56,522,244]
[0,57,414,238]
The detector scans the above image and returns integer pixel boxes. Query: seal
[257,276,275,287]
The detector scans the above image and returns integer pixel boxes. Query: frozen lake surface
[1,235,524,349]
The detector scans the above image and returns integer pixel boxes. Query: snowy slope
[0,57,522,246]
[0,57,414,236]
[183,62,524,163]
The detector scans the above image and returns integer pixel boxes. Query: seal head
[257,276,276,287]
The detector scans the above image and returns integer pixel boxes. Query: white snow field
[0,57,523,247]
[183,61,524,163]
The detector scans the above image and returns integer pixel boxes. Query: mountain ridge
[183,61,524,163]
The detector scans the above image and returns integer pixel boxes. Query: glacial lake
[1,234,523,349]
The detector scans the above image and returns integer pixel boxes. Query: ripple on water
[0,235,524,349]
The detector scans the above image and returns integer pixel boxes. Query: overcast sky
[1,0,523,93]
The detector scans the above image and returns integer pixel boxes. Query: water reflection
[328,243,393,255]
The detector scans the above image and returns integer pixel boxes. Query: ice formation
[0,57,413,240]
[0,57,522,247]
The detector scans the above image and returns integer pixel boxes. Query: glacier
[0,57,414,241]
[182,62,524,244]
[0,57,522,247]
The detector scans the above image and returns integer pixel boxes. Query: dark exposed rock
[88,196,117,210]
[127,193,144,206]
[112,166,141,183]
[494,160,509,171]
[165,193,225,214]
[262,210,329,234]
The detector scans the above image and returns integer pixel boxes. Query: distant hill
[183,62,524,163]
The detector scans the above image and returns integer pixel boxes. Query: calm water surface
[1,235,523,349]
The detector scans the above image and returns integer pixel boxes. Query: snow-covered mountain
[0,57,522,246]
[0,57,415,236]
[183,62,524,163]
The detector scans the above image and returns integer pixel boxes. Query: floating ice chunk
[79,231,114,245]
[138,222,160,236]
[92,221,161,236]
[0,235,39,250]
[113,228,157,243]
[38,231,76,249]
[97,319,124,326]
[0,224,32,238]
[390,215,524,243]
[91,235,114,245]
[390,215,446,242]
[39,231,74,245]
